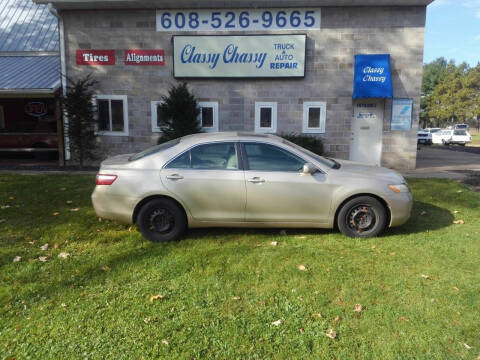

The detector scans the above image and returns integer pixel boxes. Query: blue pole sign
[391,99,413,131]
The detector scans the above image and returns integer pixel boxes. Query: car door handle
[166,174,184,180]
[247,177,265,184]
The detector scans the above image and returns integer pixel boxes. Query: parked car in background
[454,124,469,131]
[432,129,472,146]
[92,132,413,242]
[417,129,432,145]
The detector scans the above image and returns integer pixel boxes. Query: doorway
[350,99,384,166]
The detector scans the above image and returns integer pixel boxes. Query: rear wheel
[337,196,387,238]
[137,198,186,242]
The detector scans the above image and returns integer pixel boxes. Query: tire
[337,196,388,238]
[136,198,186,242]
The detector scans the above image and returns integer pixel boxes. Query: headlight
[388,184,410,193]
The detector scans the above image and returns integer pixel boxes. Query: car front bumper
[387,191,413,227]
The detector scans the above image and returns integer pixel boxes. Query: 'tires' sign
[76,50,115,65]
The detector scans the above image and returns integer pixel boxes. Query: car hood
[333,159,405,183]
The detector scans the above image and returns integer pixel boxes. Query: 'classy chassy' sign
[173,35,306,78]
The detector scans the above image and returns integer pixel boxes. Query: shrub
[157,83,202,144]
[280,133,324,155]
[62,74,98,167]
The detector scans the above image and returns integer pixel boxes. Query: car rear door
[242,142,333,224]
[161,141,246,222]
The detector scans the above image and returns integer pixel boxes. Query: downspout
[48,3,70,161]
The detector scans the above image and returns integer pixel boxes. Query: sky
[424,0,480,66]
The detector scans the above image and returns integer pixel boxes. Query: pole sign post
[173,35,306,78]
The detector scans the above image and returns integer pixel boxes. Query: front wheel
[137,198,186,242]
[337,196,388,238]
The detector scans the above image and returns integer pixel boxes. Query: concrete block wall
[62,5,426,170]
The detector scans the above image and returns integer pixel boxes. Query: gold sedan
[92,132,412,242]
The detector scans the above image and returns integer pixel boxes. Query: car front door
[161,142,246,222]
[242,142,333,224]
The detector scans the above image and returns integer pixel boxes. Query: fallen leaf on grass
[453,210,459,214]
[38,256,48,262]
[270,241,278,246]
[334,316,340,324]
[60,187,66,191]
[457,190,463,193]
[144,317,151,324]
[453,286,460,291]
[13,256,21,263]
[61,303,67,308]
[464,343,472,350]
[1,205,10,209]
[150,294,165,302]
[453,220,465,225]
[69,208,79,212]
[66,200,73,204]
[354,304,363,312]
[297,265,308,271]
[40,243,49,251]
[421,274,431,279]
[52,212,60,216]
[271,319,282,326]
[233,296,241,300]
[326,329,337,339]
[9,196,15,200]
[58,252,70,259]
[101,265,111,272]
[28,240,35,245]
[420,211,427,216]
[54,243,59,249]
[161,339,169,346]
[399,316,409,322]
[295,235,307,239]
[311,313,322,319]
[299,328,305,334]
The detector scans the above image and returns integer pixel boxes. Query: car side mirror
[302,162,317,175]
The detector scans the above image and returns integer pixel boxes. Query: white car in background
[417,129,432,145]
[425,127,441,134]
[432,129,472,146]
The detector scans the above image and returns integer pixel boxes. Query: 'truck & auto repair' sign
[172,35,306,78]
[76,49,165,66]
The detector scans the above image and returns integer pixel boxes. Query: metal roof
[0,55,60,91]
[35,0,435,9]
[0,0,59,52]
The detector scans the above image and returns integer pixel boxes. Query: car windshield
[128,138,180,161]
[454,130,467,136]
[430,129,441,133]
[456,125,467,129]
[281,139,337,169]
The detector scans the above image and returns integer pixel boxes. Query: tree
[62,75,98,167]
[157,83,202,143]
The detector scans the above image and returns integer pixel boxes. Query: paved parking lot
[405,145,480,179]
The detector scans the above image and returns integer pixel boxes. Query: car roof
[179,132,284,145]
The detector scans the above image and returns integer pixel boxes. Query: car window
[129,138,180,161]
[165,151,190,169]
[454,130,466,136]
[244,143,305,172]
[191,142,238,170]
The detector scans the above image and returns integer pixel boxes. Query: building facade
[38,0,434,171]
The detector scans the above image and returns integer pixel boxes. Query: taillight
[96,174,117,185]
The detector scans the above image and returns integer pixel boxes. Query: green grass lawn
[1,175,479,359]
[471,133,480,147]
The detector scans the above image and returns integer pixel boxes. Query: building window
[302,101,326,134]
[255,102,277,133]
[151,101,169,133]
[198,102,218,132]
[95,95,128,136]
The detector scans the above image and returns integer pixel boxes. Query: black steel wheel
[337,196,387,238]
[137,198,186,242]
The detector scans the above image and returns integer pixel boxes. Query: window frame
[254,102,277,134]
[197,101,219,133]
[302,101,326,134]
[94,95,129,136]
[164,141,242,171]
[151,100,168,133]
[240,141,307,173]
[0,105,4,129]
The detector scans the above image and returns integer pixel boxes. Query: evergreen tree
[62,75,98,167]
[158,83,202,143]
